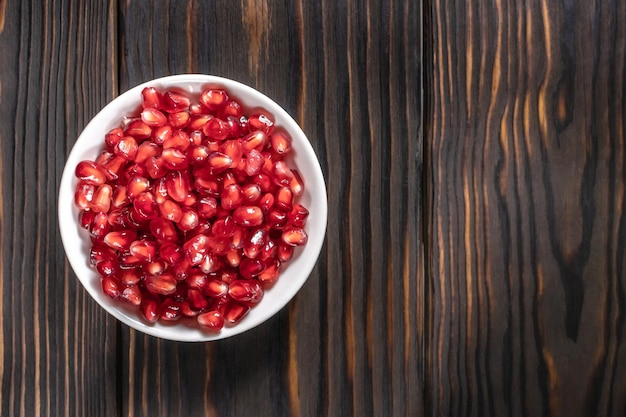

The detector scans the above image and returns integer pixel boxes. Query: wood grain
[0,0,119,416]
[117,0,423,416]
[426,0,626,415]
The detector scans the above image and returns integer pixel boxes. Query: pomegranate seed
[270,132,292,155]
[211,216,235,237]
[171,258,192,281]
[75,161,107,185]
[289,169,305,196]
[260,238,278,261]
[242,183,261,204]
[142,87,163,109]
[197,196,218,219]
[220,139,243,167]
[188,288,209,310]
[221,184,243,210]
[121,285,142,306]
[188,115,212,131]
[159,242,184,264]
[248,113,274,135]
[277,242,294,262]
[126,176,150,199]
[178,207,200,231]
[159,298,182,321]
[242,131,267,152]
[129,239,157,263]
[180,301,200,317]
[120,268,141,285]
[145,273,177,295]
[239,257,264,279]
[259,193,275,213]
[258,259,281,285]
[168,111,190,128]
[104,230,137,251]
[163,130,191,151]
[162,91,191,112]
[120,251,142,268]
[230,225,246,249]
[282,228,308,246]
[102,276,122,299]
[90,212,110,240]
[140,296,160,323]
[111,185,129,208]
[275,187,293,211]
[166,171,191,202]
[198,310,224,330]
[146,156,168,179]
[105,128,124,150]
[233,206,263,227]
[184,234,209,265]
[205,278,229,298]
[273,161,295,187]
[206,152,232,174]
[186,271,208,290]
[243,227,267,259]
[125,119,152,139]
[79,209,95,229]
[224,302,250,325]
[200,89,229,111]
[252,173,275,193]
[75,181,95,210]
[200,252,223,273]
[89,242,116,266]
[133,192,159,220]
[153,124,173,145]
[90,184,112,213]
[141,108,167,126]
[96,258,119,277]
[159,199,183,222]
[149,218,178,242]
[225,248,242,267]
[288,203,309,227]
[221,100,243,118]
[203,117,230,140]
[187,145,210,166]
[161,148,189,170]
[228,280,264,305]
[267,208,288,229]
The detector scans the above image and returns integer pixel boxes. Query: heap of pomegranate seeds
[74,86,309,331]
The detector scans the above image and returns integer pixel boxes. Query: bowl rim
[58,74,327,342]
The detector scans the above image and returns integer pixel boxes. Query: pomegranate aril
[178,207,200,231]
[166,171,191,202]
[239,257,264,279]
[126,176,150,199]
[161,148,189,170]
[102,276,122,299]
[248,113,274,135]
[242,183,261,204]
[206,152,232,174]
[224,302,250,325]
[90,242,116,266]
[120,268,141,285]
[120,251,142,268]
[282,228,308,246]
[260,238,278,261]
[220,139,243,166]
[163,130,191,151]
[129,239,157,263]
[230,225,246,249]
[159,199,182,222]
[149,218,178,242]
[221,184,243,210]
[258,259,281,285]
[90,212,110,240]
[159,242,184,265]
[146,156,168,179]
[141,108,167,126]
[96,258,119,277]
[142,87,163,109]
[288,203,309,227]
[184,234,209,265]
[233,206,264,227]
[79,209,95,229]
[275,187,293,211]
[252,173,275,193]
[259,192,275,213]
[121,285,142,306]
[203,117,230,141]
[198,310,225,330]
[102,156,126,181]
[200,89,229,111]
[221,99,243,118]
[168,111,190,128]
[125,120,152,139]
[267,208,288,230]
[145,273,177,295]
[187,145,210,166]
[163,91,191,112]
[104,230,137,251]
[140,296,160,323]
[243,227,267,259]
[188,115,212,131]
[159,298,182,321]
[180,301,201,317]
[105,128,124,150]
[186,271,208,290]
[197,196,218,219]
[289,169,305,196]
[112,185,129,208]
[277,242,294,262]
[272,161,295,187]
[188,288,209,310]
[153,124,173,145]
[133,192,159,220]
[242,131,267,152]
[270,132,292,155]
[200,252,223,273]
[75,161,107,186]
[75,181,95,210]
[205,278,229,298]
[228,280,264,305]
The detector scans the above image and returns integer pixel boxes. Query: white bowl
[58,74,327,342]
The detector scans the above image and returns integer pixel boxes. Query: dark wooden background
[0,0,624,416]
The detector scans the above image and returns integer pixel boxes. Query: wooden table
[1,0,624,416]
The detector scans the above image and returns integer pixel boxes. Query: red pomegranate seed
[149,218,178,242]
[248,113,274,135]
[104,230,137,251]
[178,207,200,231]
[187,288,209,310]
[102,156,126,181]
[162,91,191,112]
[188,114,212,131]
[282,228,308,246]
[252,173,275,193]
[152,124,173,145]
[242,131,267,152]
[120,268,141,285]
[260,238,278,261]
[270,132,292,155]
[126,176,150,199]
[221,184,243,210]
[228,280,264,305]
[102,276,122,299]
[96,258,119,277]
[105,128,124,150]
[125,119,152,140]
[121,285,142,306]
[206,152,232,175]
[220,139,243,166]
[230,225,246,249]
[225,248,242,267]
[168,111,190,128]
[267,208,288,229]
[275,187,293,211]
[141,108,167,126]
[146,156,168,179]
[205,278,229,298]
[75,181,95,210]
[243,227,267,259]
[111,185,128,208]
[163,130,191,151]
[203,117,230,141]
[200,252,223,273]
[161,148,189,170]
[289,169,305,196]
[129,239,157,263]
[221,100,243,118]
[180,301,200,317]
[91,184,112,213]
[79,210,95,229]
[159,298,182,321]
[89,242,116,266]
[133,192,159,220]
[239,257,264,279]
[273,161,295,187]
[259,192,275,213]
[277,242,294,262]
[233,206,263,227]
[200,89,229,111]
[187,145,210,166]
[258,259,281,285]
[197,309,225,330]
[145,273,177,295]
[159,242,184,265]
[184,234,209,265]
[120,251,142,269]
[158,199,182,222]
[75,161,107,185]
[142,87,163,109]
[140,296,160,323]
[186,271,208,290]
[288,203,309,227]
[166,171,191,203]
[224,302,250,325]
[90,212,110,240]
[242,183,261,204]
[197,196,218,219]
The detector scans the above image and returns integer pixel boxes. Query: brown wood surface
[2,0,626,416]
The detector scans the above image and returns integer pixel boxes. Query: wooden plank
[426,0,626,415]
[0,0,119,416]
[117,0,423,416]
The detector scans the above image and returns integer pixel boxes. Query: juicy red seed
[146,156,168,179]
[75,181,95,210]
[243,227,267,259]
[239,257,264,279]
[211,216,235,237]
[221,184,243,210]
[242,131,267,152]
[90,243,116,266]
[259,193,275,213]
[273,161,295,187]
[149,218,178,242]
[205,278,229,298]
[270,132,292,155]
[228,280,264,305]
[220,139,243,166]
[159,199,183,222]
[79,210,95,229]
[120,268,141,285]
[105,128,124,150]
[112,185,128,208]
[166,171,191,202]
[200,89,229,111]
[260,238,278,261]
[140,296,160,323]
[230,226,246,249]
[163,91,191,112]
[180,301,200,317]
[233,206,264,227]
[102,276,121,299]
[121,285,142,306]
[125,120,152,139]
[244,149,264,176]
[267,208,288,229]
[145,273,177,295]
[141,108,167,126]
[120,252,142,268]
[206,152,232,174]
[188,115,212,131]
[252,173,275,193]
[289,169,305,196]
[188,288,209,310]
[133,192,159,220]
[129,239,158,263]
[159,299,182,321]
[188,145,210,166]
[75,161,107,185]
[126,176,150,199]
[186,272,208,290]
[184,234,209,265]
[282,228,308,246]
[159,242,184,265]
[258,259,281,285]
[104,230,137,251]
[197,196,218,219]
[163,130,191,151]
[142,87,163,109]
[288,203,309,227]
[242,184,261,204]
[153,125,173,145]
[161,148,189,170]
[96,258,119,277]
[275,187,293,211]
[221,100,243,118]
[225,248,242,267]
[89,184,113,213]
[90,212,110,240]
[248,113,274,135]
[224,302,250,325]
[203,117,230,141]
[198,310,225,330]
[277,242,294,262]
[168,111,191,128]
[200,252,223,273]
[179,207,200,231]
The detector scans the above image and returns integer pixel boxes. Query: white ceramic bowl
[58,74,327,342]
